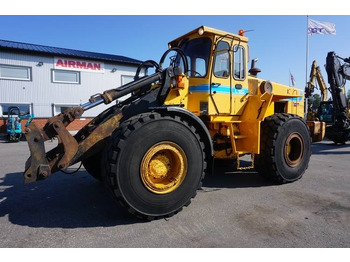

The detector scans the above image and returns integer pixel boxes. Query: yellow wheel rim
[140,142,187,194]
[284,133,304,167]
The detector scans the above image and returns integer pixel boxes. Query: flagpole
[306,15,309,86]
[305,15,309,119]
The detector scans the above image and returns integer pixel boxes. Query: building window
[53,104,79,115]
[58,106,72,114]
[119,75,135,101]
[0,64,31,81]
[121,75,134,85]
[52,69,80,84]
[1,103,31,117]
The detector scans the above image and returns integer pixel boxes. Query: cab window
[233,45,246,80]
[213,41,230,78]
[179,37,211,77]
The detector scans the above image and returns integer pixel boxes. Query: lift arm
[23,48,189,183]
[23,70,166,182]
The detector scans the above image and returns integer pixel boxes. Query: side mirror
[249,58,261,77]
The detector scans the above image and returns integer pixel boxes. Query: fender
[151,106,214,175]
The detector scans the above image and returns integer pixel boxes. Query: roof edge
[0,39,143,65]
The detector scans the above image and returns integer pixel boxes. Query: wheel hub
[284,133,304,167]
[148,154,172,179]
[140,142,187,194]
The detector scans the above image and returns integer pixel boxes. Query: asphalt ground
[0,137,349,250]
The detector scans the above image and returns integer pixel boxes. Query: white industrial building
[0,39,143,133]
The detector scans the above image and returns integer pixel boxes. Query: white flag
[290,71,296,86]
[308,18,336,35]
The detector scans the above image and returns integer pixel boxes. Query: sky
[1,9,349,96]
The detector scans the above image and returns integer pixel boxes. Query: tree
[308,93,321,111]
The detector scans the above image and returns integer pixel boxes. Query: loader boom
[24,49,188,183]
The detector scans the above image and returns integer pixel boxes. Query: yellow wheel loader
[23,26,322,220]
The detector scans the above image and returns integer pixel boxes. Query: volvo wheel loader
[23,26,321,220]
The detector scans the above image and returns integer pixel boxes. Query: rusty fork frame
[24,107,83,182]
[23,62,180,183]
[24,104,122,183]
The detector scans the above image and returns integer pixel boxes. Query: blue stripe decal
[189,84,249,95]
[280,91,304,102]
[189,84,211,92]
[280,97,303,102]
[189,84,303,101]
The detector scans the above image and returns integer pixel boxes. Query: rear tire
[255,113,311,184]
[102,112,206,220]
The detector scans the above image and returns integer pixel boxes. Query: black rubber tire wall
[254,113,311,184]
[102,112,206,220]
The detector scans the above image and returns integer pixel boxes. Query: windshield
[179,37,211,77]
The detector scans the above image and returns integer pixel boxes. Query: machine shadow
[0,170,141,228]
[311,140,350,155]
[203,140,348,189]
[202,159,274,189]
[1,159,287,229]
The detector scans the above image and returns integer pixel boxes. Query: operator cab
[169,26,250,115]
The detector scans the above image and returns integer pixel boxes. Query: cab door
[231,44,249,115]
[209,40,232,114]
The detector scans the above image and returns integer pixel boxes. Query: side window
[0,64,31,81]
[121,75,134,85]
[233,46,246,80]
[52,69,80,84]
[179,37,211,77]
[195,58,206,76]
[1,103,31,117]
[180,56,207,77]
[53,104,79,115]
[213,41,230,78]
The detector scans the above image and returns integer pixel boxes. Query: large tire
[102,112,206,220]
[255,113,311,184]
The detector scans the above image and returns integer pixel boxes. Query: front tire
[102,112,206,220]
[255,114,311,184]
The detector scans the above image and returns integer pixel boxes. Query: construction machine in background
[23,26,322,220]
[304,60,327,142]
[305,60,328,102]
[324,52,350,144]
[305,52,350,144]
[6,106,33,142]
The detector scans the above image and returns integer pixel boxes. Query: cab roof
[168,26,249,47]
